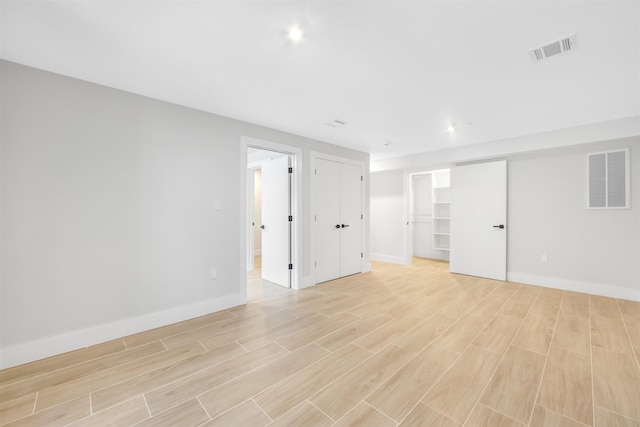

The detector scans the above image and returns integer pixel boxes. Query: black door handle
[341,224,349,228]
[493,224,504,229]
[335,224,341,229]
[260,225,265,229]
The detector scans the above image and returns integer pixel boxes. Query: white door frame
[406,171,431,265]
[310,152,367,285]
[246,164,265,271]
[240,137,302,297]
[247,166,257,271]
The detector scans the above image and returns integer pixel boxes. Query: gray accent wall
[0,60,369,367]
[369,139,640,301]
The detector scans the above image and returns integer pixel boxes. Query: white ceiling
[1,1,639,160]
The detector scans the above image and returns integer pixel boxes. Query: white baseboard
[507,272,640,302]
[300,275,316,289]
[0,293,245,369]
[363,262,372,273]
[370,253,409,265]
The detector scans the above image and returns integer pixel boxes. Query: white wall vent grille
[587,148,630,209]
[529,33,578,63]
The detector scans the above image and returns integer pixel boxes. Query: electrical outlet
[540,254,548,263]
[210,268,217,279]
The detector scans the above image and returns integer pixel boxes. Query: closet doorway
[407,170,450,263]
[312,154,365,284]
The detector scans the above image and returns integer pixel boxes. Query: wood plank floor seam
[423,403,461,425]
[360,401,399,426]
[195,396,212,420]
[616,299,640,372]
[589,294,597,427]
[306,398,340,423]
[376,342,467,423]
[476,402,531,427]
[527,295,562,426]
[465,288,559,425]
[251,398,274,423]
[2,258,639,426]
[463,289,547,426]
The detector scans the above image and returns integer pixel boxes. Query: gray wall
[370,170,406,264]
[369,139,640,301]
[508,141,639,299]
[0,60,369,367]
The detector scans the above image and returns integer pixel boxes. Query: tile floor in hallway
[1,258,639,426]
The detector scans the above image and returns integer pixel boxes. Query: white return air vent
[587,148,630,209]
[529,33,577,63]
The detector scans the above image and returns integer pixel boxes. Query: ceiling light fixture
[288,26,304,42]
[447,124,456,133]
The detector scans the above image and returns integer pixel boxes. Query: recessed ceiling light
[288,26,304,42]
[447,124,456,133]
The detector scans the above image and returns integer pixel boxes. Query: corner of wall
[370,253,409,265]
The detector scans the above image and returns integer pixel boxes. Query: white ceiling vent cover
[529,33,577,63]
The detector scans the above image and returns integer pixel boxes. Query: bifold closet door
[315,159,362,283]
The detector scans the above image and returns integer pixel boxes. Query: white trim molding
[0,293,245,369]
[507,272,640,302]
[370,253,409,266]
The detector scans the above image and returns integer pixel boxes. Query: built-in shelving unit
[432,169,450,251]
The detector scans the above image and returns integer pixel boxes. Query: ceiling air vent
[325,119,347,128]
[529,33,577,63]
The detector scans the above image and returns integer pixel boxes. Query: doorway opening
[406,169,451,265]
[241,137,302,302]
[248,148,292,293]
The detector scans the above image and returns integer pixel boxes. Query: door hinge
[361,252,363,258]
[288,264,293,270]
[288,215,293,222]
[361,214,363,220]
[288,167,293,173]
[314,168,317,175]
[361,175,363,181]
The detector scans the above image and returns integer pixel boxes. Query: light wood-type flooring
[1,258,639,426]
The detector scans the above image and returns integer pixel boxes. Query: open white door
[261,156,291,288]
[450,160,507,281]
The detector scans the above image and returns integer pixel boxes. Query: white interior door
[315,159,341,283]
[261,156,291,287]
[315,159,362,283]
[450,160,507,281]
[339,162,362,277]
